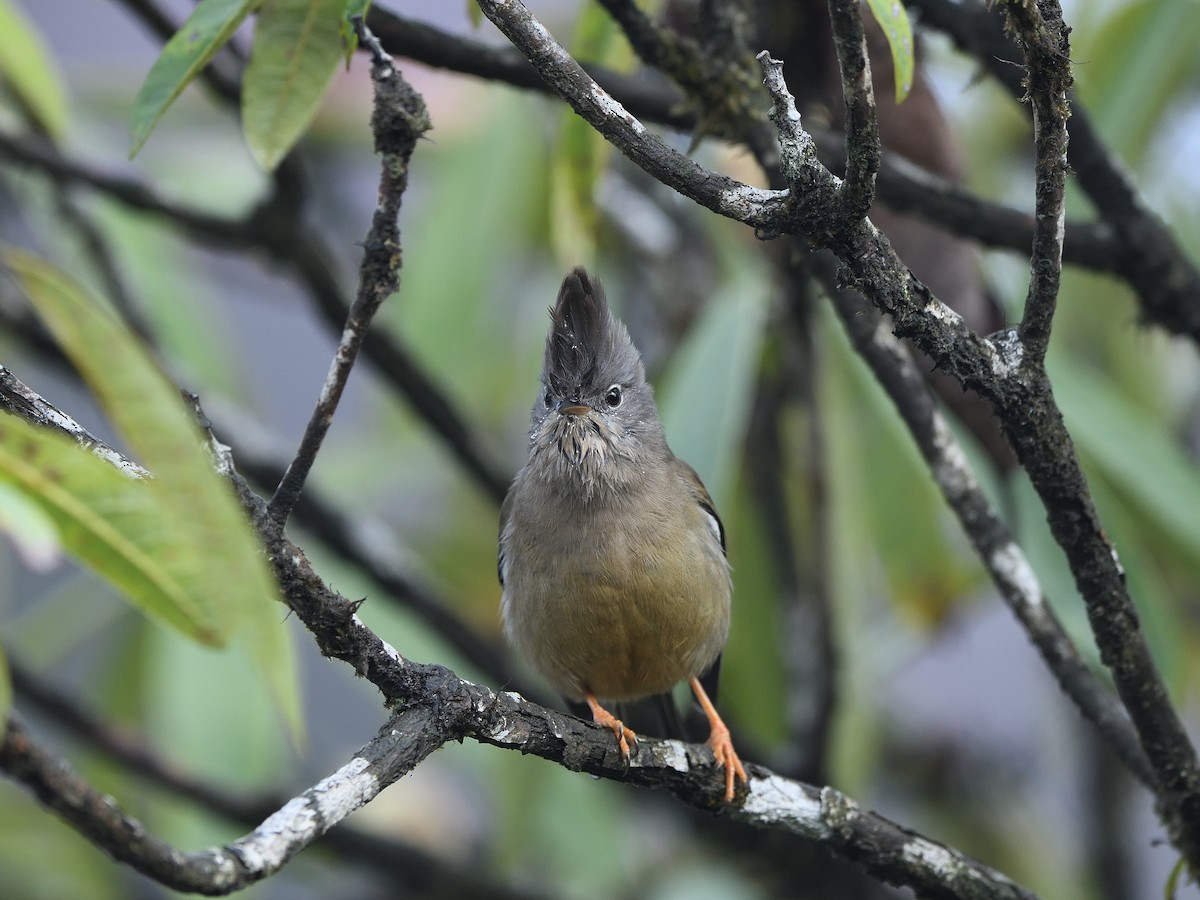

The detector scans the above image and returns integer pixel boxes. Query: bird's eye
[543,390,553,408]
[604,385,623,408]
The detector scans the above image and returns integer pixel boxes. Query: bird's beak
[557,399,591,416]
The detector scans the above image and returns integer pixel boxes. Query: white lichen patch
[718,183,781,217]
[989,329,1025,378]
[924,299,964,327]
[652,740,691,773]
[930,415,976,498]
[310,757,378,821]
[237,797,317,873]
[589,83,645,134]
[740,773,828,838]
[990,542,1043,609]
[902,840,969,878]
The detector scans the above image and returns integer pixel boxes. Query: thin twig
[825,0,880,222]
[266,20,429,523]
[1004,0,1072,363]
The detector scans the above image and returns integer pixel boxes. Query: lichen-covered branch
[0,710,443,895]
[819,285,1153,789]
[267,21,430,524]
[1003,0,1072,363]
[825,0,880,222]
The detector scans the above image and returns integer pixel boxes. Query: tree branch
[1004,0,1072,363]
[267,20,430,524]
[0,710,444,895]
[814,279,1154,789]
[826,0,880,223]
[909,0,1200,343]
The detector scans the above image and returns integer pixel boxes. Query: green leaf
[243,0,345,171]
[1075,0,1200,166]
[0,478,62,570]
[129,0,261,159]
[548,6,629,266]
[0,414,219,642]
[0,645,10,727]
[0,0,69,138]
[339,0,372,65]
[658,265,769,509]
[467,1,482,28]
[865,0,914,103]
[1,247,301,737]
[1051,355,1200,568]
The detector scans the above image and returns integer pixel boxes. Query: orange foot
[586,693,638,762]
[690,676,748,803]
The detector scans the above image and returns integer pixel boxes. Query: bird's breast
[501,479,730,702]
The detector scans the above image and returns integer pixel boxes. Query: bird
[499,265,747,802]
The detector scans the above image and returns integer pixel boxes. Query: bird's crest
[544,267,641,396]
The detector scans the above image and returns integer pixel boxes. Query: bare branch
[1004,0,1072,363]
[0,710,442,895]
[909,0,1200,343]
[825,0,880,222]
[267,21,430,524]
[814,281,1154,789]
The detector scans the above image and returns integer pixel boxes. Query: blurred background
[2,1,1200,898]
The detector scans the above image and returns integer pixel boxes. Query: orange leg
[585,693,638,762]
[689,676,748,803]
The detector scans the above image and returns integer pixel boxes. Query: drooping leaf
[242,0,344,171]
[129,0,261,158]
[467,1,482,28]
[0,414,219,642]
[0,0,69,139]
[1,247,300,736]
[865,0,914,103]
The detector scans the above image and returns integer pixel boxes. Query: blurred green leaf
[865,0,914,103]
[1051,354,1200,569]
[548,6,626,266]
[339,0,372,65]
[0,478,61,571]
[243,0,344,171]
[658,265,769,508]
[0,414,218,641]
[467,0,482,28]
[0,645,9,725]
[1,247,300,737]
[129,0,261,158]
[825,303,982,627]
[1075,0,1200,165]
[0,0,69,138]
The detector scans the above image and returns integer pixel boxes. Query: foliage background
[1,0,1200,898]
